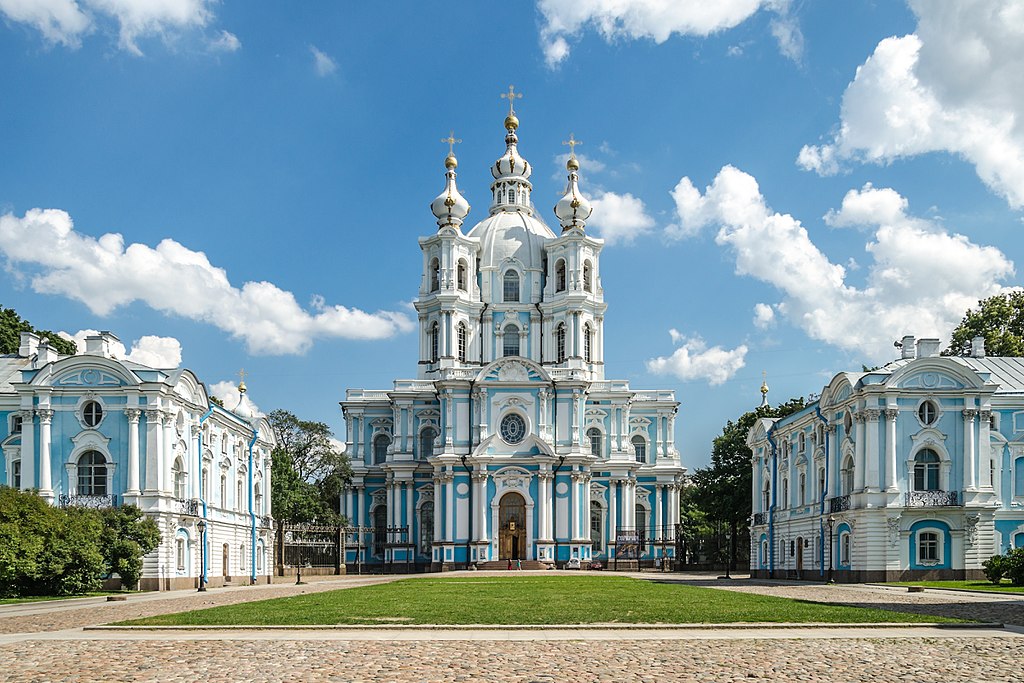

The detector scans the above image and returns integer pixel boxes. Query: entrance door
[796,537,804,576]
[498,492,525,560]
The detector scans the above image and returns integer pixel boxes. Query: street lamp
[295,536,306,586]
[196,520,207,592]
[724,524,732,579]
[826,515,836,584]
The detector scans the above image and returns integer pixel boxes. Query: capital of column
[962,409,978,421]
[190,422,201,437]
[884,408,899,421]
[124,407,140,423]
[471,472,488,482]
[826,424,837,434]
[17,409,34,421]
[853,411,867,424]
[144,408,161,422]
[979,409,992,421]
[36,408,54,424]
[863,408,881,422]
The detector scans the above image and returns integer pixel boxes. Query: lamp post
[826,515,836,584]
[196,520,207,592]
[723,523,732,579]
[295,536,305,585]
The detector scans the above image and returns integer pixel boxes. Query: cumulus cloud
[310,45,337,76]
[588,191,655,245]
[647,331,748,386]
[209,380,261,416]
[0,0,230,54]
[753,303,775,329]
[60,328,183,367]
[799,0,1024,207]
[208,28,239,52]
[0,208,414,355]
[669,165,1015,362]
[537,0,802,67]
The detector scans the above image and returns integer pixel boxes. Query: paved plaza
[2,572,1024,682]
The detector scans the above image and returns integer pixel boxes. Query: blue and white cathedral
[341,104,686,568]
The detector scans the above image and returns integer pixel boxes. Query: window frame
[502,324,520,357]
[502,270,520,303]
[555,259,566,292]
[429,258,440,292]
[913,449,941,491]
[457,322,468,362]
[555,323,566,363]
[587,427,602,457]
[82,400,104,428]
[373,434,390,465]
[77,450,108,496]
[631,435,647,464]
[917,400,939,426]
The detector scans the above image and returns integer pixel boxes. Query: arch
[913,448,941,491]
[502,269,520,303]
[498,491,527,561]
[555,259,566,292]
[457,259,468,291]
[457,322,468,362]
[556,323,566,363]
[909,519,951,569]
[502,323,520,357]
[583,260,593,292]
[429,258,440,292]
[254,482,263,515]
[583,324,593,363]
[418,426,437,460]
[77,450,108,496]
[907,438,951,490]
[631,434,647,464]
[840,454,855,495]
[174,528,190,574]
[429,322,439,363]
[835,522,852,569]
[373,434,390,465]
[586,427,602,457]
[172,456,187,499]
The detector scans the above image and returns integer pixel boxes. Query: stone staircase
[476,560,549,571]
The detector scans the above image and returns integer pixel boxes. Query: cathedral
[340,100,686,569]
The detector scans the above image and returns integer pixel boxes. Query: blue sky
[1,1,1022,468]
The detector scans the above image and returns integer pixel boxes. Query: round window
[499,413,527,444]
[918,400,937,425]
[83,400,103,428]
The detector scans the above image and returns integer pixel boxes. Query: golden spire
[500,84,522,130]
[441,130,462,170]
[238,368,247,394]
[562,133,582,170]
[759,371,769,408]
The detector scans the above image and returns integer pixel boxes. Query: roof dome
[430,153,471,229]
[554,154,593,231]
[467,210,555,271]
[491,127,532,181]
[233,380,256,422]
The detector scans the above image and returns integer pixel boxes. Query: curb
[86,622,1003,632]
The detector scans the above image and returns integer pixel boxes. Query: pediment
[477,358,550,384]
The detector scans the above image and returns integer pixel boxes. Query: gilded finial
[562,133,582,171]
[441,130,462,169]
[759,371,769,408]
[238,368,247,394]
[500,84,522,130]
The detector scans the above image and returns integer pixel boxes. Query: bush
[982,554,1006,584]
[98,505,160,591]
[1003,547,1024,587]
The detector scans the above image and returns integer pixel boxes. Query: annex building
[1,331,275,590]
[340,104,686,569]
[748,335,1024,582]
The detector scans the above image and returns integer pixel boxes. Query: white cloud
[0,208,414,355]
[553,152,606,177]
[0,0,229,54]
[753,303,775,329]
[60,328,182,367]
[799,0,1024,208]
[669,165,1015,362]
[588,191,655,245]
[647,332,748,386]
[537,0,801,67]
[208,28,239,52]
[310,45,337,77]
[209,380,261,416]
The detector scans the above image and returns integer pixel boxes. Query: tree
[692,397,807,571]
[98,505,161,591]
[268,410,351,524]
[0,306,78,356]
[944,292,1024,357]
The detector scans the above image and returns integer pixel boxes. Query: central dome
[467,210,555,271]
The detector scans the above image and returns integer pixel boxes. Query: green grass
[893,580,1024,594]
[118,576,959,626]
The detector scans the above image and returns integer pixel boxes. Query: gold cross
[441,131,461,156]
[562,133,582,159]
[238,368,247,384]
[500,84,522,116]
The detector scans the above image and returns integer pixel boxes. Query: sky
[1,0,1022,469]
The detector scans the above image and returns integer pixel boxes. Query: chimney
[18,331,40,358]
[84,331,120,358]
[36,338,59,366]
[900,335,916,360]
[971,335,986,358]
[917,338,941,358]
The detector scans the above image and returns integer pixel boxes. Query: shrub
[982,554,1006,584]
[1003,547,1024,587]
[98,505,160,591]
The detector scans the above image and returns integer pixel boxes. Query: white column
[569,472,579,539]
[964,409,977,491]
[189,423,201,499]
[20,410,34,491]
[654,485,663,540]
[854,412,865,491]
[145,410,160,492]
[884,408,898,491]
[625,480,635,527]
[406,481,414,531]
[345,486,354,523]
[537,474,547,540]
[608,480,618,545]
[162,414,174,493]
[445,473,455,542]
[980,410,993,489]
[433,476,442,542]
[864,409,880,491]
[37,409,53,497]
[354,486,362,527]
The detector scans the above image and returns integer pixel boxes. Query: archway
[498,492,526,561]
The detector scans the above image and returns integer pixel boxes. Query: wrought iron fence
[58,494,117,509]
[905,490,961,507]
[175,498,199,516]
[828,494,851,514]
[278,524,340,569]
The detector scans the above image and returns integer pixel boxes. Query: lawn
[120,575,958,626]
[893,580,1024,594]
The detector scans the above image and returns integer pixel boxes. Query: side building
[748,335,1024,582]
[0,331,276,590]
[340,108,686,570]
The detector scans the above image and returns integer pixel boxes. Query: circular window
[918,400,938,425]
[83,400,103,428]
[499,413,527,444]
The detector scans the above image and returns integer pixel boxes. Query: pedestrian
[507,559,512,570]
[516,559,522,571]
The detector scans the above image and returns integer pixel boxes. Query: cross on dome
[500,85,523,131]
[441,130,462,169]
[562,133,582,171]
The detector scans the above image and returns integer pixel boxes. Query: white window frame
[916,528,943,566]
[502,270,520,303]
[916,399,941,427]
[839,531,851,566]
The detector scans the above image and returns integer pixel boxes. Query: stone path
[3,572,1024,682]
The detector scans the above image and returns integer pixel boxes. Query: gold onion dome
[504,113,519,130]
[431,139,471,229]
[554,136,592,231]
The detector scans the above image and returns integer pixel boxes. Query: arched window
[503,270,520,303]
[457,322,468,362]
[555,259,566,292]
[798,432,806,452]
[429,258,440,292]
[556,323,566,363]
[583,325,592,363]
[457,260,467,291]
[635,505,648,541]
[220,474,227,507]
[583,261,592,292]
[237,479,244,512]
[175,536,186,572]
[373,435,390,465]
[202,467,210,500]
[798,472,806,504]
[590,501,602,551]
[914,449,941,491]
[782,478,789,508]
[172,457,187,499]
[419,427,436,460]
[843,412,853,436]
[77,451,107,496]
[419,501,434,555]
[11,460,21,489]
[508,188,516,204]
[1015,456,1024,497]
[841,455,854,495]
[254,483,263,515]
[83,400,103,428]
[762,481,770,511]
[430,322,439,363]
[503,324,520,357]
[817,467,826,499]
[587,427,602,457]
[918,400,938,425]
[840,532,851,565]
[631,435,646,464]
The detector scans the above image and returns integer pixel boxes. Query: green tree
[693,397,807,571]
[98,505,161,591]
[268,410,351,524]
[944,292,1024,357]
[0,306,78,356]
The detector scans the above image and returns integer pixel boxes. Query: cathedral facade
[341,107,685,568]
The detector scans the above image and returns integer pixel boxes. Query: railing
[58,494,117,509]
[752,512,768,526]
[828,494,851,514]
[632,391,676,402]
[175,498,199,516]
[905,490,961,507]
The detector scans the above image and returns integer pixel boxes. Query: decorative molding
[886,515,901,547]
[962,409,978,421]
[54,368,125,387]
[964,513,980,546]
[884,409,900,421]
[493,467,531,490]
